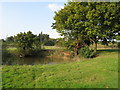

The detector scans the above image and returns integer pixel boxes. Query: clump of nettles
[79,46,96,58]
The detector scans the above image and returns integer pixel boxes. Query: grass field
[2,49,119,88]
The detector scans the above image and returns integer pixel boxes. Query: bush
[44,40,55,46]
[79,46,96,58]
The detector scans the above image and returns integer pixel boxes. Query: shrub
[79,46,96,58]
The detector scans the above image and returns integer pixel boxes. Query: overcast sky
[0,1,67,39]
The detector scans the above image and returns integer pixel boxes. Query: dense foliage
[14,31,36,56]
[52,2,120,55]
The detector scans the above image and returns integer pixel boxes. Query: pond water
[3,56,74,65]
[2,49,75,65]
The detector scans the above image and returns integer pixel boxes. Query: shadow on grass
[97,49,120,52]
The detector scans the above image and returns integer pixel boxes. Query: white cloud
[48,4,64,11]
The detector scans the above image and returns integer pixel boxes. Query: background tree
[44,38,56,46]
[0,39,5,42]
[33,35,41,50]
[38,32,49,45]
[6,36,14,43]
[38,32,56,46]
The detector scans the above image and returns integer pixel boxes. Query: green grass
[7,46,63,51]
[90,43,118,49]
[2,50,119,88]
[43,46,65,50]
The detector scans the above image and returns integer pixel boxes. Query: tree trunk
[89,37,97,51]
[74,39,79,56]
[95,42,97,51]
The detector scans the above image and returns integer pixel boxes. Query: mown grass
[2,49,119,88]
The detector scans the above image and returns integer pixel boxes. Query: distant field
[2,49,119,88]
[91,43,118,49]
[6,46,61,50]
[6,43,119,51]
[43,46,62,50]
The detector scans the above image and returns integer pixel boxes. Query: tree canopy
[14,31,36,56]
[13,31,56,56]
[52,2,120,54]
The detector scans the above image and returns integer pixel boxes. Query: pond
[2,55,74,65]
[2,49,75,65]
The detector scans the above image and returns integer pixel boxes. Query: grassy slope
[2,50,118,88]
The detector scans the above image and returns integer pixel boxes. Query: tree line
[2,31,56,57]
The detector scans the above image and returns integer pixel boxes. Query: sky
[0,1,67,39]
